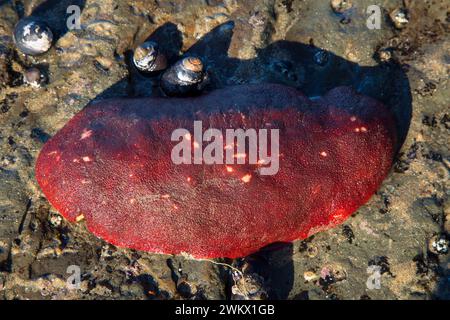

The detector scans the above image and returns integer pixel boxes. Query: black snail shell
[13,18,53,56]
[133,41,167,73]
[161,56,207,97]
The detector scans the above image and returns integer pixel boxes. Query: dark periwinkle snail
[133,41,167,74]
[13,18,53,56]
[161,56,207,97]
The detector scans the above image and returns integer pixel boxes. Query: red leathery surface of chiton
[35,84,396,258]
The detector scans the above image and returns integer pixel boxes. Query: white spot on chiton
[82,156,92,162]
[355,127,368,133]
[75,214,84,222]
[226,166,234,173]
[350,116,357,122]
[80,129,93,140]
[320,151,328,157]
[241,174,252,183]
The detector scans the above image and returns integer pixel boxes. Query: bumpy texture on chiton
[35,84,396,258]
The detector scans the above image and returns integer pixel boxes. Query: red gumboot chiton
[35,84,396,258]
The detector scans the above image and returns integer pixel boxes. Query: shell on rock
[161,56,207,97]
[133,41,167,73]
[13,18,53,56]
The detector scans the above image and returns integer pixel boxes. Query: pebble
[330,0,353,14]
[390,8,409,29]
[23,67,45,88]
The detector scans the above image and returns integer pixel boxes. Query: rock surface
[0,0,448,299]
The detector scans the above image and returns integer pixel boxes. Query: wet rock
[0,45,11,87]
[176,276,198,298]
[368,256,393,276]
[0,0,448,300]
[231,271,268,300]
[342,225,355,244]
[0,170,28,268]
[445,200,450,232]
[313,50,329,66]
